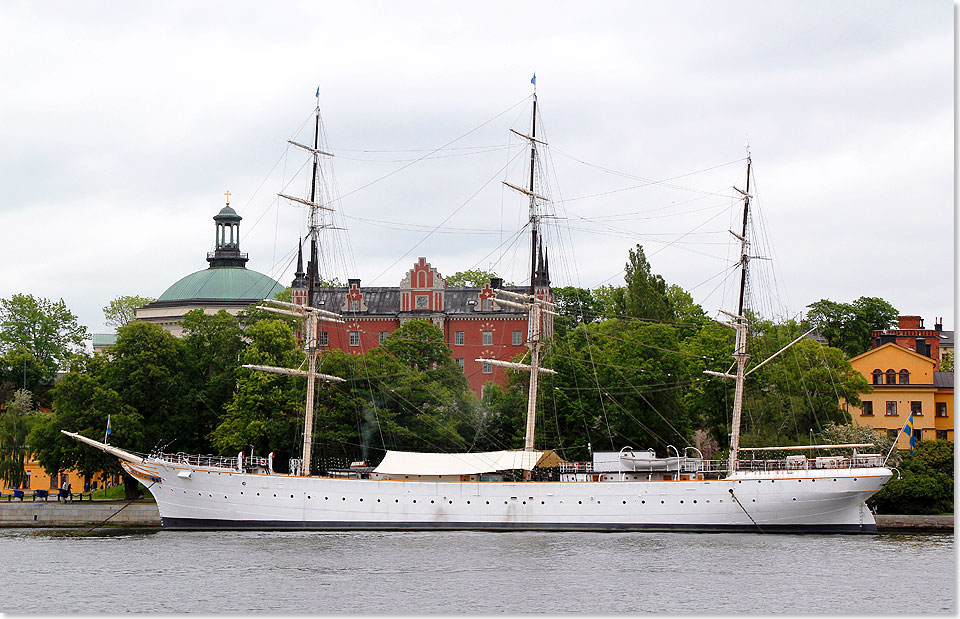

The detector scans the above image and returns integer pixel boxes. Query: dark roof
[312,286,531,316]
[940,330,954,347]
[933,372,954,389]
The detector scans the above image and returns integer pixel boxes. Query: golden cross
[224,190,231,205]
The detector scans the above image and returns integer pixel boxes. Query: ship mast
[251,91,344,477]
[727,153,752,473]
[478,85,556,476]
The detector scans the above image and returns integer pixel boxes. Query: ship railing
[559,462,595,473]
[734,454,884,471]
[154,452,239,470]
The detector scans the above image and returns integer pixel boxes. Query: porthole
[504,501,508,505]
[522,501,526,505]
[325,497,329,500]
[680,500,684,504]
[758,481,762,484]
[485,501,489,504]
[256,493,260,496]
[792,498,797,501]
[273,494,277,498]
[854,478,858,481]
[413,500,417,503]
[541,501,544,505]
[578,500,582,504]
[752,499,756,503]
[198,492,202,496]
[660,500,665,504]
[449,500,453,504]
[622,501,627,504]
[467,501,471,504]
[290,494,294,498]
[641,500,645,504]
[224,496,228,499]
[242,482,246,486]
[359,498,363,502]
[705,500,709,503]
[307,495,310,499]
[812,479,816,483]
[833,479,837,482]
[430,500,435,504]
[693,500,697,504]
[377,499,381,503]
[240,492,244,495]
[395,499,399,503]
[342,497,346,501]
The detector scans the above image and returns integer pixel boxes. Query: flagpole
[883,413,913,465]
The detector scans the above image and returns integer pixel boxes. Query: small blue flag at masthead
[530,73,536,86]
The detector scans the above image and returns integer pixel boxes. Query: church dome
[157,267,284,302]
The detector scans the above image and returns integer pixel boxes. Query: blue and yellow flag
[902,413,915,454]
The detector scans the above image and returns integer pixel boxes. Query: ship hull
[124,460,890,534]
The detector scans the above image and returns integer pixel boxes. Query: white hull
[123,459,891,533]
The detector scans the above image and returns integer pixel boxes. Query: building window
[415,295,428,309]
[349,299,360,312]
[50,473,59,489]
[455,358,464,369]
[885,401,897,416]
[512,330,523,346]
[482,331,493,346]
[318,331,329,347]
[936,402,947,417]
[860,401,873,416]
[482,298,493,311]
[872,370,883,385]
[349,331,360,347]
[454,331,464,346]
[886,429,898,440]
[914,429,923,442]
[936,430,948,441]
[379,331,389,344]
[885,369,897,385]
[911,401,922,416]
[899,369,909,385]
[482,361,493,374]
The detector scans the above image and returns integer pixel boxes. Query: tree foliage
[872,440,954,515]
[806,296,898,358]
[0,294,88,375]
[102,295,156,329]
[0,390,38,488]
[445,269,504,287]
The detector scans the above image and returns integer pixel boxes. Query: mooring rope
[728,488,764,534]
[83,482,156,534]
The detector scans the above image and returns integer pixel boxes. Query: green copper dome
[157,267,284,302]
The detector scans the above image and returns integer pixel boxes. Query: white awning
[373,450,546,476]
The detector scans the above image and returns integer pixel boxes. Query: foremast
[477,86,556,476]
[248,91,344,477]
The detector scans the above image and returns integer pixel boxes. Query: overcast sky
[0,1,953,339]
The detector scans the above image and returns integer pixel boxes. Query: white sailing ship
[64,89,892,533]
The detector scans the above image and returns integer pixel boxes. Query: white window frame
[318,331,329,347]
[481,361,493,374]
[512,330,522,346]
[454,331,465,346]
[482,331,493,346]
[349,331,360,347]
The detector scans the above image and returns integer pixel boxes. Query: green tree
[0,348,49,406]
[0,389,38,489]
[816,422,897,463]
[445,269,504,287]
[623,245,672,321]
[872,440,953,514]
[806,296,898,358]
[210,319,306,466]
[31,368,144,497]
[940,349,953,372]
[553,286,603,332]
[0,294,88,375]
[102,295,156,329]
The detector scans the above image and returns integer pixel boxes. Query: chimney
[348,278,361,288]
[935,317,943,332]
[490,277,503,290]
[915,337,929,357]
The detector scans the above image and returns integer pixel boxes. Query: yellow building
[2,459,120,497]
[843,343,954,449]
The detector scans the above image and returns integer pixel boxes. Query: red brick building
[871,315,952,371]
[292,251,553,397]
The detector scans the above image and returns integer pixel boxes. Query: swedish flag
[903,413,915,454]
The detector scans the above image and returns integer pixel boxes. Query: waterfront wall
[875,515,953,532]
[0,501,160,527]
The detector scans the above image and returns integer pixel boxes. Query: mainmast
[255,90,342,477]
[479,82,556,476]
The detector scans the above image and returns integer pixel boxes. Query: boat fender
[237,451,244,472]
[268,452,275,474]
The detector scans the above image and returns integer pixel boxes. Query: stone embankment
[0,500,160,527]
[875,515,953,533]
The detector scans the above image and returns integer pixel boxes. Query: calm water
[0,528,953,614]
